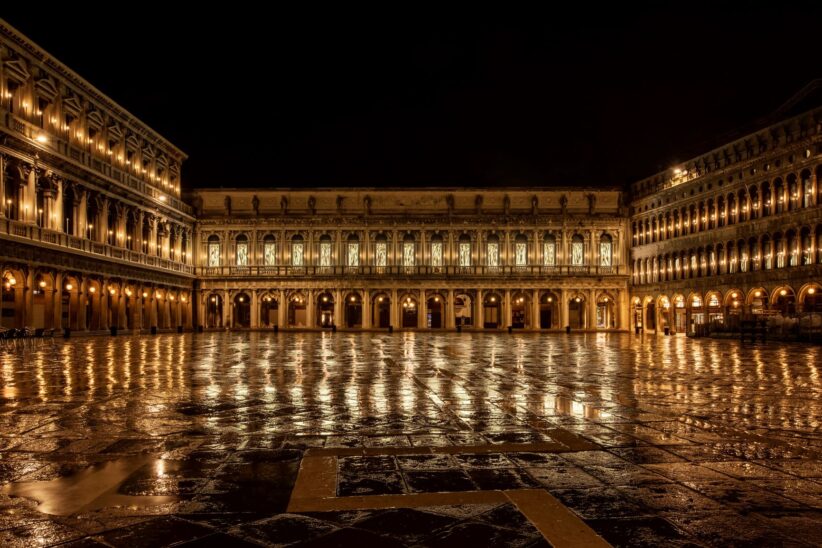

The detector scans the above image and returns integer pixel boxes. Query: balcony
[197,264,625,278]
[1,219,195,276]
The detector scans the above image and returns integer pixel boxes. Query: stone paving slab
[0,332,820,546]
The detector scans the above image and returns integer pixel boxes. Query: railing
[0,219,195,276]
[197,264,625,278]
[2,112,193,216]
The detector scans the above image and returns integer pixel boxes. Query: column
[532,289,540,330]
[503,289,511,329]
[149,293,158,329]
[362,289,371,329]
[118,293,127,328]
[277,292,287,328]
[560,288,568,328]
[306,289,315,328]
[588,289,597,330]
[25,164,36,224]
[100,285,109,330]
[0,154,5,219]
[75,190,87,238]
[251,290,259,328]
[222,290,230,328]
[446,289,454,329]
[52,273,62,329]
[419,291,427,328]
[149,216,158,256]
[24,270,34,327]
[476,289,484,328]
[334,289,343,327]
[391,288,399,328]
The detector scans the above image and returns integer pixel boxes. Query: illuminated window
[319,236,332,267]
[347,239,359,267]
[403,241,415,267]
[430,240,443,267]
[263,236,277,266]
[571,235,584,265]
[543,236,556,266]
[515,237,527,266]
[487,238,499,267]
[375,240,387,267]
[292,236,304,267]
[236,235,248,266]
[459,242,471,266]
[207,235,220,267]
[599,234,612,267]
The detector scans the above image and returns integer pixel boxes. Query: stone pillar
[362,290,371,329]
[277,293,287,328]
[24,270,34,327]
[306,289,315,328]
[100,287,109,330]
[118,293,127,328]
[25,165,36,224]
[149,216,159,256]
[588,289,597,330]
[251,290,259,328]
[446,289,454,329]
[503,289,511,329]
[334,289,343,327]
[76,190,87,238]
[52,275,62,329]
[532,289,540,330]
[0,154,5,219]
[419,291,427,328]
[391,288,399,328]
[477,289,484,329]
[560,289,568,328]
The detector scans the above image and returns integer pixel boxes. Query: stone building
[0,20,196,332]
[191,189,631,330]
[629,100,822,334]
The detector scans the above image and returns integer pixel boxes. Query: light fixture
[65,283,73,291]
[39,280,46,288]
[35,134,48,144]
[809,288,817,295]
[181,296,187,302]
[780,289,787,296]
[754,291,761,297]
[109,288,116,295]
[350,296,356,302]
[238,296,244,303]
[143,292,148,298]
[89,287,96,294]
[211,296,217,303]
[125,289,132,297]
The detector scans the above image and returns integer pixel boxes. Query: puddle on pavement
[1,455,177,516]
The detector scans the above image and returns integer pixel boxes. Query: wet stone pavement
[0,332,820,547]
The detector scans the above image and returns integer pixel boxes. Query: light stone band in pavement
[0,332,821,546]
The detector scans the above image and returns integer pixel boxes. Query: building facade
[2,18,820,335]
[190,189,631,331]
[629,105,822,334]
[0,20,196,332]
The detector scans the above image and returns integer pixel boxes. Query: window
[430,240,443,267]
[292,236,304,267]
[515,236,527,266]
[319,236,332,267]
[460,240,471,267]
[600,235,612,267]
[543,236,556,266]
[403,241,415,267]
[571,235,584,266]
[263,236,277,266]
[375,239,387,267]
[207,235,220,267]
[236,235,248,266]
[347,237,359,267]
[487,237,499,267]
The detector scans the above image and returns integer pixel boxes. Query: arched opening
[672,295,686,333]
[401,295,418,328]
[599,234,613,267]
[288,293,307,327]
[260,295,279,326]
[233,293,251,328]
[800,284,822,313]
[643,298,655,332]
[657,296,671,333]
[30,273,50,329]
[1,270,23,329]
[632,297,642,330]
[774,178,785,214]
[569,295,586,329]
[707,291,724,323]
[86,280,102,330]
[344,292,362,328]
[124,286,135,330]
[801,227,813,265]
[346,234,360,269]
[206,294,223,328]
[597,293,616,329]
[372,293,391,328]
[539,291,558,329]
[787,173,799,211]
[511,292,529,328]
[747,288,768,314]
[761,182,772,217]
[207,235,221,267]
[454,293,473,327]
[426,294,443,328]
[107,284,121,329]
[482,292,501,328]
[688,294,704,335]
[317,291,335,327]
[773,287,796,315]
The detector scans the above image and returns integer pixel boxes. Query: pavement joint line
[505,489,611,548]
[287,448,612,547]
[304,440,576,458]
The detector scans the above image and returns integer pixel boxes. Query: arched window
[431,234,442,267]
[599,234,613,267]
[459,234,472,267]
[514,234,527,266]
[486,234,500,267]
[263,235,277,266]
[291,234,304,267]
[236,234,248,266]
[571,234,584,266]
[375,234,388,267]
[207,235,221,267]
[403,233,415,267]
[543,233,556,266]
[801,170,813,208]
[319,234,332,267]
[347,234,359,267]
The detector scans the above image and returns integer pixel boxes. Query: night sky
[3,7,819,190]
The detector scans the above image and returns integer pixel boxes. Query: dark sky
[3,6,819,189]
